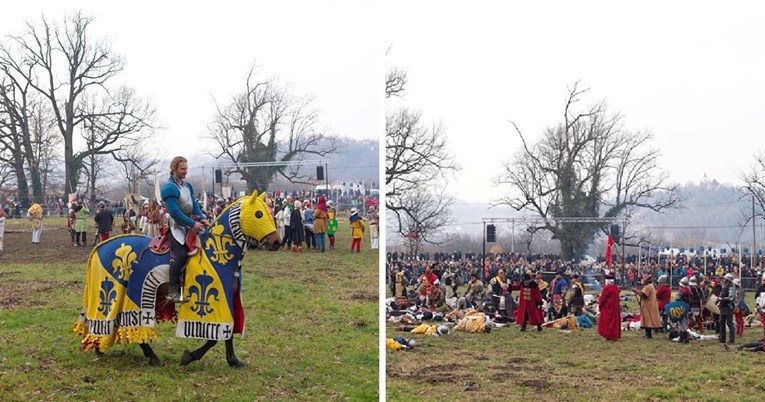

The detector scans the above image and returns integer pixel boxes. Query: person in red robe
[513,273,545,331]
[655,275,672,333]
[417,267,440,298]
[597,273,621,341]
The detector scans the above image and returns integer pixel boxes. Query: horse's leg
[180,340,217,366]
[225,338,245,368]
[139,343,162,367]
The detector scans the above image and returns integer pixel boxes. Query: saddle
[147,226,199,255]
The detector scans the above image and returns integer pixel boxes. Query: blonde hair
[170,156,187,175]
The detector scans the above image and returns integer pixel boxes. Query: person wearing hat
[27,202,43,244]
[489,269,509,314]
[66,200,77,246]
[463,272,485,309]
[73,198,90,246]
[689,277,706,334]
[326,200,338,251]
[733,278,747,337]
[535,273,549,300]
[598,273,621,341]
[513,273,544,332]
[717,273,737,344]
[312,196,329,252]
[755,274,765,336]
[633,275,661,339]
[349,207,364,252]
[550,272,569,320]
[656,275,672,333]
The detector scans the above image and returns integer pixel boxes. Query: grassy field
[386,288,765,402]
[0,216,379,401]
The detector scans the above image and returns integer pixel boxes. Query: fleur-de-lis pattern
[188,270,220,318]
[111,243,136,282]
[98,278,117,317]
[204,223,235,265]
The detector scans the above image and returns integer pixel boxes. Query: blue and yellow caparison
[74,190,277,352]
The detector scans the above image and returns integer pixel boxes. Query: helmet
[350,207,358,214]
[437,325,449,336]
[327,200,334,207]
[679,277,689,286]
[406,338,416,348]
[658,275,668,284]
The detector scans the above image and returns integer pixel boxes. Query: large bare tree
[207,65,339,193]
[494,82,679,260]
[385,67,459,245]
[739,152,765,225]
[0,11,155,195]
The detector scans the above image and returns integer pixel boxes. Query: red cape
[597,283,621,341]
[514,282,544,325]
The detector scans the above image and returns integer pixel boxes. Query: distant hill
[105,136,378,200]
[441,177,761,252]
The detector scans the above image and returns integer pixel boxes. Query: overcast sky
[387,1,765,204]
[2,1,382,172]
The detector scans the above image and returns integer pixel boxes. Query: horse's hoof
[148,357,162,367]
[227,359,246,369]
[180,350,194,366]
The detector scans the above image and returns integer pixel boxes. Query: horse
[74,190,280,368]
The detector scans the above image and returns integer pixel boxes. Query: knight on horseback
[161,156,210,303]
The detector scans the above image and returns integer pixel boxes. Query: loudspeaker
[215,169,222,184]
[610,224,620,242]
[486,224,496,243]
[316,166,324,181]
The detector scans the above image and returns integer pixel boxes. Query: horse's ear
[258,192,266,202]
[249,190,259,205]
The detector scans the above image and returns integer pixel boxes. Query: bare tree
[385,67,407,99]
[113,141,162,194]
[386,95,459,244]
[207,65,339,193]
[494,82,679,260]
[0,11,155,195]
[739,152,765,224]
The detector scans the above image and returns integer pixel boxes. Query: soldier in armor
[161,156,209,303]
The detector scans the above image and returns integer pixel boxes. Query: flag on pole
[605,235,615,268]
[154,176,161,202]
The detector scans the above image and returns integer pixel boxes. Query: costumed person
[144,199,162,238]
[302,200,314,250]
[535,273,549,301]
[665,293,691,344]
[551,272,569,319]
[417,266,440,306]
[326,200,338,251]
[489,269,509,314]
[633,275,661,339]
[513,273,545,332]
[94,201,115,242]
[27,202,43,244]
[67,201,77,246]
[349,207,364,252]
[281,196,293,250]
[597,273,621,341]
[462,273,485,309]
[274,203,285,240]
[567,274,585,316]
[0,206,7,255]
[656,275,672,332]
[733,278,746,337]
[74,199,90,246]
[160,156,209,303]
[120,212,136,234]
[289,200,305,252]
[717,273,736,344]
[368,205,379,249]
[755,274,765,336]
[313,196,329,252]
[689,277,705,333]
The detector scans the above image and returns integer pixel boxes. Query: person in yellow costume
[27,202,43,244]
[349,207,364,252]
